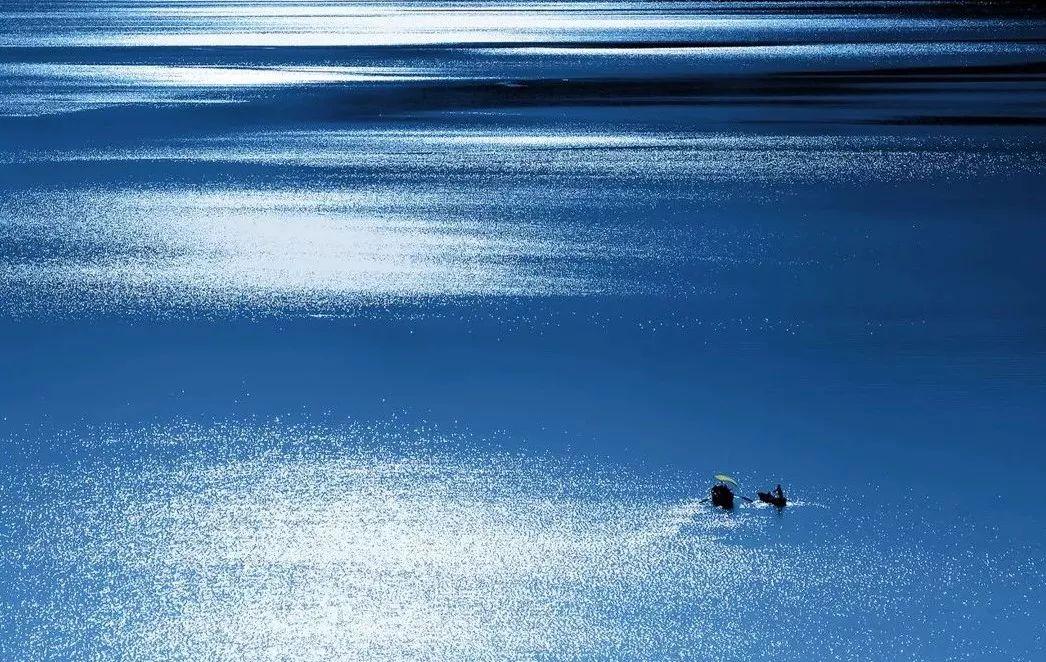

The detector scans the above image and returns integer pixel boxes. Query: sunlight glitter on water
[14,128,1027,181]
[0,187,618,315]
[2,0,1046,659]
[2,124,1035,317]
[2,63,440,87]
[1,422,953,661]
[0,63,446,115]
[6,2,1038,48]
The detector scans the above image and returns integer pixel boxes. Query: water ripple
[4,421,1028,660]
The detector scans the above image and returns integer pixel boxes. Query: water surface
[1,1,1045,659]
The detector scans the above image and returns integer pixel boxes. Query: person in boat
[757,484,787,508]
[710,482,735,509]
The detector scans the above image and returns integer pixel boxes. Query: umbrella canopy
[714,474,738,487]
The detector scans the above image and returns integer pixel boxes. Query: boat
[757,485,787,508]
[710,483,735,509]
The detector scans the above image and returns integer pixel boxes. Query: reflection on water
[4,1,1043,48]
[2,0,1046,659]
[2,422,1017,660]
[1,127,1040,316]
[1,186,608,314]
[1,1,1043,318]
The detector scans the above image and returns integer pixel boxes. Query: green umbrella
[714,474,738,487]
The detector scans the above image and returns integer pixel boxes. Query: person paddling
[710,482,735,509]
[706,474,751,509]
[757,483,788,508]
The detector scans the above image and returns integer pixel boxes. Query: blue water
[2,1,1045,659]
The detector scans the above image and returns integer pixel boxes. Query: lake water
[1,1,1045,659]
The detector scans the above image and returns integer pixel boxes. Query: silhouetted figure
[710,483,735,509]
[757,483,787,508]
